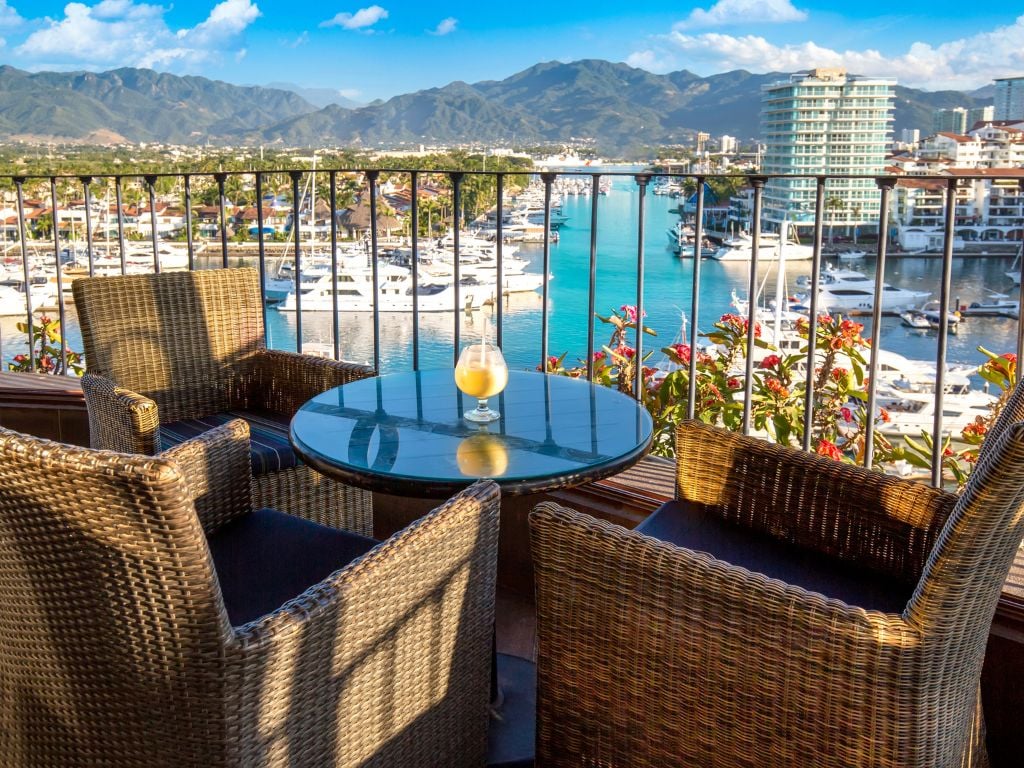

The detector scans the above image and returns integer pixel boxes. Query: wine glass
[455,341,508,423]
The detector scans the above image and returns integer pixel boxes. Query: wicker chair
[530,402,1024,767]
[72,267,375,534]
[0,420,500,767]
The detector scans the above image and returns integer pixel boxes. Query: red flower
[592,351,606,362]
[879,408,891,423]
[616,345,635,360]
[817,314,833,325]
[764,378,789,398]
[816,439,842,461]
[671,343,691,365]
[841,406,853,422]
[943,446,955,457]
[830,367,848,382]
[726,377,741,389]
[619,304,646,323]
[1002,353,1017,364]
[760,354,781,369]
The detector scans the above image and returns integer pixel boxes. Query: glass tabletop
[290,369,654,497]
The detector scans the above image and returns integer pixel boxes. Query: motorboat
[899,301,961,334]
[964,295,1019,319]
[838,249,868,261]
[796,265,931,312]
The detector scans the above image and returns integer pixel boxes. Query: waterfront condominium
[760,68,895,240]
[994,76,1024,121]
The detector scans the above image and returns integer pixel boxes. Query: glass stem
[477,398,489,413]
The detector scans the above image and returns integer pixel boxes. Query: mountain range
[0,60,994,153]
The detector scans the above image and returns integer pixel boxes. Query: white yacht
[711,231,813,261]
[0,279,58,316]
[277,262,487,313]
[846,384,998,439]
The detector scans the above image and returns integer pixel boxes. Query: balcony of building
[1,167,1023,767]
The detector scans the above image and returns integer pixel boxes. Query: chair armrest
[160,419,253,535]
[674,420,957,582]
[81,373,161,454]
[530,502,920,768]
[224,480,500,766]
[235,349,375,416]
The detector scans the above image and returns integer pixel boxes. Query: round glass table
[290,369,654,498]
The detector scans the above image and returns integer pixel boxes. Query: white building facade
[760,68,895,238]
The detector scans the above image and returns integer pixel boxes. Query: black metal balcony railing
[2,169,1024,490]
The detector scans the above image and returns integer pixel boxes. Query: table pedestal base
[487,653,536,767]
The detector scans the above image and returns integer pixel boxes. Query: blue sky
[0,1,1021,101]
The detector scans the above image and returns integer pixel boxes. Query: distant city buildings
[994,76,1024,121]
[760,67,895,237]
[900,128,921,145]
[718,134,737,154]
[968,105,994,127]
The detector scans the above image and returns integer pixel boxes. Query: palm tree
[825,195,845,245]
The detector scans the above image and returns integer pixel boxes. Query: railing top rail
[3,169,1024,183]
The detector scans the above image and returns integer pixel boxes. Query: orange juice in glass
[455,342,508,423]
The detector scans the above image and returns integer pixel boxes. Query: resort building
[760,67,895,238]
[994,76,1024,121]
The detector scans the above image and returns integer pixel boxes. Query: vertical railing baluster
[450,172,464,365]
[215,173,229,268]
[14,178,35,371]
[115,177,127,274]
[49,177,68,374]
[366,170,381,372]
[687,177,706,419]
[289,170,304,354]
[255,172,268,346]
[587,174,600,381]
[802,177,827,451]
[1015,179,1024,364]
[495,173,505,350]
[81,177,95,277]
[329,170,340,361]
[863,177,896,469]
[931,178,958,486]
[540,172,556,370]
[145,175,160,273]
[633,173,650,399]
[742,177,766,435]
[184,175,195,271]
[410,171,420,370]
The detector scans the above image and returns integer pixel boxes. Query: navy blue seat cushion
[636,500,911,613]
[161,408,296,475]
[207,507,379,626]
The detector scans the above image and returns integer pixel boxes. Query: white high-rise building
[760,68,895,237]
[994,77,1024,121]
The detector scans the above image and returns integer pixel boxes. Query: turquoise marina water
[2,172,1021,378]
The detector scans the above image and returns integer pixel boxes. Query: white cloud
[16,0,260,70]
[0,0,23,28]
[321,5,387,31]
[284,30,308,48]
[338,87,361,99]
[430,17,456,36]
[647,14,1024,90]
[676,0,806,31]
[626,49,675,73]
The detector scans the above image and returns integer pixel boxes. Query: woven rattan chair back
[73,267,264,423]
[0,427,231,763]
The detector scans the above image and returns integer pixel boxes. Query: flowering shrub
[6,316,84,377]
[887,348,1018,489]
[551,306,890,461]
